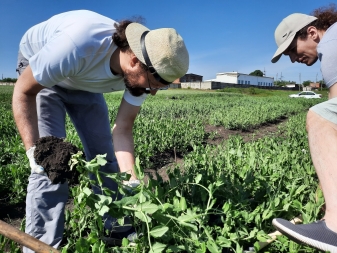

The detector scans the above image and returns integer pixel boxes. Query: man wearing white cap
[14,10,189,252]
[271,5,337,252]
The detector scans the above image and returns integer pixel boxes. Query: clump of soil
[34,136,82,184]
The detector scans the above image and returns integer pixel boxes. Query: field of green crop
[0,86,328,253]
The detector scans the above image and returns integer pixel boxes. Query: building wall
[215,73,237,84]
[181,81,211,89]
[180,73,203,82]
[0,82,15,86]
[214,72,274,86]
[181,81,297,91]
[310,82,320,88]
[169,83,181,89]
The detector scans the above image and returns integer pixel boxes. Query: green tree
[302,80,312,87]
[249,70,264,77]
[318,79,326,88]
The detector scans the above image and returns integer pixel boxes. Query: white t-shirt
[318,22,337,88]
[20,10,146,106]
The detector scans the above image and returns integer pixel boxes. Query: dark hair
[296,3,337,39]
[112,17,148,71]
[112,16,146,52]
[112,20,133,52]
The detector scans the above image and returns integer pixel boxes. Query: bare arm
[112,98,141,180]
[12,65,44,150]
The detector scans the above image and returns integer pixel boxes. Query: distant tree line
[248,69,327,88]
[1,77,17,82]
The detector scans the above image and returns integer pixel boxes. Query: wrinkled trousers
[17,51,128,253]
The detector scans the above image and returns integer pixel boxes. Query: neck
[110,48,122,75]
[318,30,326,39]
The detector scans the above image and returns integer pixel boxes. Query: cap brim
[271,33,295,63]
[125,23,150,64]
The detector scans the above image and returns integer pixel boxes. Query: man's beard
[124,71,150,97]
[306,56,319,66]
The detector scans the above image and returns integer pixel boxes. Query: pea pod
[173,196,180,210]
[180,197,187,211]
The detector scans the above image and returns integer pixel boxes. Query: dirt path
[144,117,288,182]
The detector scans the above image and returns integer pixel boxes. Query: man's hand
[122,179,141,195]
[123,179,141,188]
[26,146,45,174]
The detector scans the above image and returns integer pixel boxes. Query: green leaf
[294,185,307,196]
[180,197,187,211]
[177,214,196,222]
[75,237,90,252]
[149,242,167,253]
[283,203,291,211]
[122,237,129,247]
[98,205,109,216]
[206,240,220,253]
[82,187,92,196]
[96,154,107,166]
[134,156,144,180]
[195,174,202,184]
[292,200,302,210]
[274,197,280,207]
[222,202,230,213]
[135,211,152,222]
[262,209,273,220]
[136,201,158,214]
[149,225,169,238]
[168,245,186,252]
[216,236,231,247]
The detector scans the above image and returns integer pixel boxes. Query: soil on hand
[34,136,81,184]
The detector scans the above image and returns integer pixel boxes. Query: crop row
[0,87,324,252]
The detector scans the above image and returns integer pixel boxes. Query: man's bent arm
[12,65,44,150]
[113,98,141,180]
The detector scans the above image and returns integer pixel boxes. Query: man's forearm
[12,90,40,150]
[112,127,138,180]
[12,65,43,150]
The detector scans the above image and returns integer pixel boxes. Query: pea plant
[0,87,326,253]
[63,150,233,253]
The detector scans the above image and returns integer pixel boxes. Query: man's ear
[307,26,319,40]
[130,54,140,68]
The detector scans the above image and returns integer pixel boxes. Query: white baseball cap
[271,13,317,63]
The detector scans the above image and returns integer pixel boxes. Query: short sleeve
[29,32,80,87]
[319,38,337,88]
[123,89,147,106]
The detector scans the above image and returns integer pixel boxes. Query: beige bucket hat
[271,13,317,63]
[126,23,189,83]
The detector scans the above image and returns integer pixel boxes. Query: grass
[216,86,329,98]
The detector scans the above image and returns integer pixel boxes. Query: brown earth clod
[34,136,81,184]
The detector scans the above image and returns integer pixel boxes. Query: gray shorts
[310,97,337,125]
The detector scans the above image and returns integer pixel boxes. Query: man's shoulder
[323,22,337,40]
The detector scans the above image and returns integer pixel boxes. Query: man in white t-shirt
[14,10,189,252]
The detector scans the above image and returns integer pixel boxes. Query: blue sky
[0,0,333,83]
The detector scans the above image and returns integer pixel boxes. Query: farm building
[208,71,274,86]
[310,82,320,89]
[170,73,203,89]
[180,71,274,90]
[0,82,15,86]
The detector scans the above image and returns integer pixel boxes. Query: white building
[208,71,274,86]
